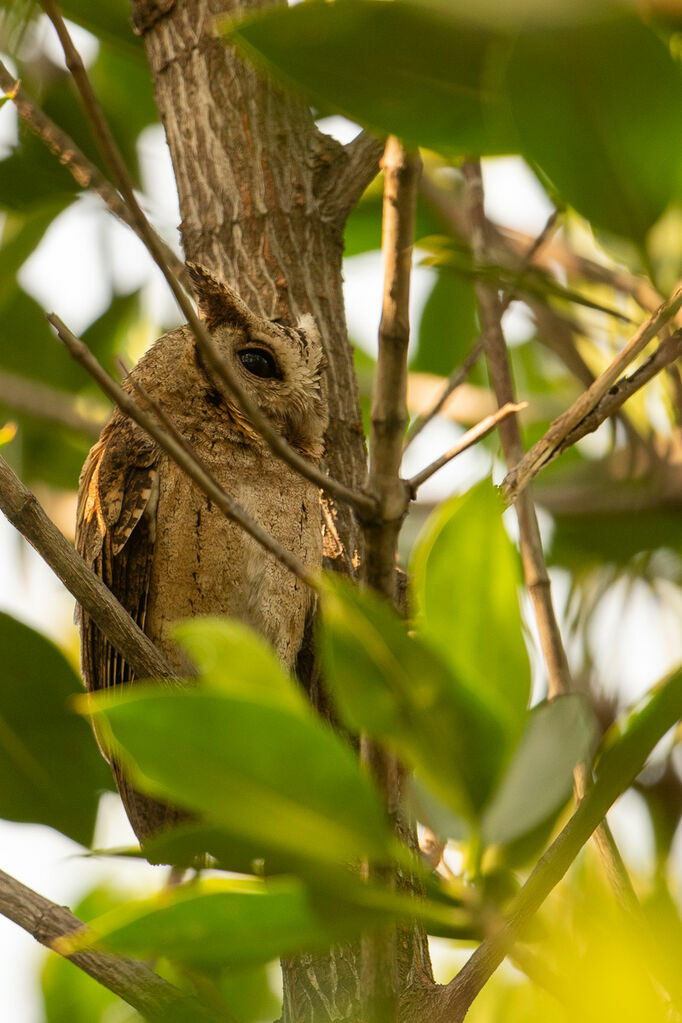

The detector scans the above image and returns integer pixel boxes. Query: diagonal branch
[0,455,175,681]
[48,314,317,588]
[407,402,526,494]
[0,60,188,289]
[0,868,224,1023]
[38,1,376,519]
[503,294,682,504]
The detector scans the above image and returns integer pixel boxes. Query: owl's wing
[76,412,159,695]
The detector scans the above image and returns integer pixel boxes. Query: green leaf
[344,188,445,258]
[173,617,306,711]
[0,612,113,845]
[0,200,70,307]
[86,682,393,867]
[505,15,682,243]
[481,694,598,846]
[319,577,506,818]
[73,877,387,968]
[412,267,479,377]
[410,481,530,750]
[226,1,513,157]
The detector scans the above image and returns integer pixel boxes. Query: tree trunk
[130,0,433,1017]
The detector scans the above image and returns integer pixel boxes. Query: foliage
[0,0,681,1021]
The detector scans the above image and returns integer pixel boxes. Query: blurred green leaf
[319,577,506,818]
[0,200,70,307]
[173,617,306,711]
[344,188,445,257]
[505,15,682,243]
[74,877,388,969]
[86,681,393,867]
[412,267,479,377]
[0,612,113,844]
[481,694,597,845]
[218,963,280,1023]
[227,1,513,157]
[410,481,530,750]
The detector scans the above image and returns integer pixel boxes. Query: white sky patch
[482,155,555,235]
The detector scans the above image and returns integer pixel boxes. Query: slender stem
[407,402,526,494]
[462,158,637,911]
[0,869,224,1022]
[360,136,420,1023]
[0,60,188,288]
[0,455,175,681]
[38,2,376,518]
[48,314,317,588]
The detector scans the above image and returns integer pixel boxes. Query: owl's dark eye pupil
[238,348,280,379]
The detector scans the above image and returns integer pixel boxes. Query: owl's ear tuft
[186,261,250,332]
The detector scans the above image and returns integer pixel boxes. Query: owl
[76,263,328,846]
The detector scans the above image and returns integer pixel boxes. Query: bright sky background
[0,22,681,1020]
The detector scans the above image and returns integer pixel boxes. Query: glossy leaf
[319,577,506,816]
[505,15,682,243]
[410,481,531,749]
[227,1,513,157]
[481,694,598,845]
[85,682,393,867]
[0,612,113,845]
[173,617,307,711]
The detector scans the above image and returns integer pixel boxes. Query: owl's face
[187,263,328,460]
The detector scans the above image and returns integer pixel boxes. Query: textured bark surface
[131,0,434,1015]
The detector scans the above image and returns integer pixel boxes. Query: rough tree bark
[129,0,433,1017]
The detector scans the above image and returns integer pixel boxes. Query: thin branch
[47,314,317,589]
[407,402,526,494]
[462,159,638,912]
[0,61,188,289]
[0,454,175,681]
[503,296,682,505]
[437,664,682,1023]
[37,3,376,519]
[0,869,223,1023]
[325,129,386,223]
[0,369,107,437]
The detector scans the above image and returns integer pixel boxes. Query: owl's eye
[238,348,281,380]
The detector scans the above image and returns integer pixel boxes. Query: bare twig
[38,3,376,518]
[0,455,174,681]
[0,60,188,288]
[0,869,222,1023]
[48,314,317,588]
[0,369,107,437]
[407,402,526,494]
[504,329,682,503]
[462,159,638,912]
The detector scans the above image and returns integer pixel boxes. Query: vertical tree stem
[361,136,420,1023]
[461,159,638,907]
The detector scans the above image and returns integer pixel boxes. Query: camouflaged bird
[76,263,328,846]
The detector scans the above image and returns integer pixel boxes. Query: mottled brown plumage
[76,263,328,846]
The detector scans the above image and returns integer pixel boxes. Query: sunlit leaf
[319,576,506,817]
[85,682,393,867]
[410,481,530,748]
